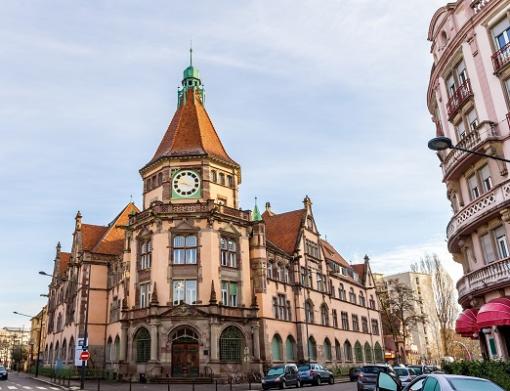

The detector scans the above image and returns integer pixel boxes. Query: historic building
[427,0,510,359]
[29,306,48,369]
[42,57,384,379]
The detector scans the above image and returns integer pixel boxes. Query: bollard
[249,381,251,390]
[167,379,170,391]
[68,376,71,388]
[129,378,132,391]
[97,375,100,391]
[215,379,218,391]
[229,379,233,391]
[192,380,195,391]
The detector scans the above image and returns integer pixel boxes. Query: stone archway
[169,327,199,377]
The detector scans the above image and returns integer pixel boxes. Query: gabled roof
[320,239,349,268]
[92,203,139,255]
[147,89,238,168]
[352,263,367,284]
[58,252,71,276]
[262,209,305,255]
[82,224,108,251]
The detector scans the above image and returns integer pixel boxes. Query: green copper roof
[183,65,200,80]
[177,48,205,107]
[252,197,262,222]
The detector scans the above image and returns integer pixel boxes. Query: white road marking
[8,387,18,390]
[23,387,32,390]
[37,387,46,390]
[50,388,60,390]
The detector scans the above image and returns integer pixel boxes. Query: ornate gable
[161,303,208,319]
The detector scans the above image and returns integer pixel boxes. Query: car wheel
[280,380,286,389]
[315,376,321,386]
[329,376,334,384]
[295,379,301,388]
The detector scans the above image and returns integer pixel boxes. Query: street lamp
[39,271,52,277]
[12,311,42,377]
[428,136,510,163]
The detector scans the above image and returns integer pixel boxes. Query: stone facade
[42,60,384,379]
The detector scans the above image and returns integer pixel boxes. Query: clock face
[172,170,201,198]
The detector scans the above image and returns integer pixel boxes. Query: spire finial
[189,41,193,67]
[252,197,262,222]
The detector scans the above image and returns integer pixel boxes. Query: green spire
[252,197,262,222]
[178,46,204,107]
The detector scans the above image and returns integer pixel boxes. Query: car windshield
[362,366,386,374]
[394,368,408,376]
[0,366,4,371]
[298,364,310,371]
[447,378,504,391]
[267,367,284,376]
[409,366,423,375]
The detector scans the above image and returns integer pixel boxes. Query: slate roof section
[148,89,238,167]
[262,209,306,255]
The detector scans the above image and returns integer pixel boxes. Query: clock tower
[139,52,240,209]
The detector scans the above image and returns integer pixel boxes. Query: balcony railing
[457,256,510,300]
[442,121,498,177]
[471,0,492,13]
[492,42,510,73]
[446,79,473,119]
[447,179,510,240]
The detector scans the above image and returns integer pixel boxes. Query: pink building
[427,0,510,359]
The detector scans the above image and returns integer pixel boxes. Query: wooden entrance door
[172,342,199,377]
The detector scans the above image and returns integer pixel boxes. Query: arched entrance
[170,327,199,377]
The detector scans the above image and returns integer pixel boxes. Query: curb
[30,376,68,390]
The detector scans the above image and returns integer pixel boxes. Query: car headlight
[261,379,265,383]
[274,377,280,382]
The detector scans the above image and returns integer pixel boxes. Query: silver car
[393,367,415,387]
[403,374,503,391]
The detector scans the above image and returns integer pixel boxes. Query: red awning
[455,308,479,337]
[477,297,510,328]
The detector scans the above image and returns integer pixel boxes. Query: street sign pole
[80,265,91,390]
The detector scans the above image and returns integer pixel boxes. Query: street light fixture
[428,136,510,163]
[12,311,43,377]
[39,271,52,277]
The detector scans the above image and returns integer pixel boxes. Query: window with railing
[492,18,510,72]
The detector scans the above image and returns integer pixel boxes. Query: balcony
[442,121,499,179]
[457,256,510,303]
[447,79,473,119]
[447,179,510,243]
[492,42,510,73]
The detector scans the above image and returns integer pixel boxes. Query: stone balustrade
[447,179,510,239]
[457,256,510,300]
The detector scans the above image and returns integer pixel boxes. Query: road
[5,373,357,391]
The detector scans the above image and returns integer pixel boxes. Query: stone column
[210,324,219,360]
[119,324,128,362]
[150,322,159,362]
[252,324,260,360]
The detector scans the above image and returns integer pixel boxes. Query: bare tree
[376,279,426,364]
[411,254,457,356]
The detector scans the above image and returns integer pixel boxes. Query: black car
[0,366,7,380]
[350,367,361,381]
[297,363,334,385]
[262,363,301,389]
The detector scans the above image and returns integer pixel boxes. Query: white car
[376,372,504,391]
[393,367,415,387]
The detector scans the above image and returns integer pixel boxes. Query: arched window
[219,173,225,186]
[211,170,217,183]
[140,240,152,270]
[344,340,353,362]
[324,338,332,361]
[305,300,314,323]
[68,338,74,364]
[173,235,197,264]
[359,291,366,307]
[364,342,373,363]
[134,327,151,363]
[335,339,342,362]
[320,304,329,326]
[61,339,67,363]
[349,288,356,304]
[267,262,274,279]
[308,337,317,361]
[219,326,244,362]
[374,342,383,362]
[106,337,113,363]
[271,334,283,361]
[56,313,63,331]
[285,336,296,362]
[369,295,376,309]
[332,309,338,328]
[354,341,363,363]
[338,284,346,300]
[114,335,120,362]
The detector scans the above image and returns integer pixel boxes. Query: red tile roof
[148,89,238,167]
[351,263,367,283]
[58,252,71,276]
[92,203,139,255]
[81,224,108,251]
[320,239,349,268]
[262,209,305,255]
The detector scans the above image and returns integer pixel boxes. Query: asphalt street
[5,373,357,391]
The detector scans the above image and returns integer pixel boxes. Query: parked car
[350,367,362,381]
[297,363,334,385]
[358,364,401,391]
[393,367,415,388]
[0,366,7,380]
[375,373,504,391]
[407,365,426,376]
[262,363,301,390]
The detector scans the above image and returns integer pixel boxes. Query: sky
[0,0,458,328]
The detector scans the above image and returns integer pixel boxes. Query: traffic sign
[80,351,90,361]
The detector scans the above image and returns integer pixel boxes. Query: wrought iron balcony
[447,179,510,241]
[457,256,510,303]
[442,121,498,179]
[446,79,473,119]
[492,42,510,73]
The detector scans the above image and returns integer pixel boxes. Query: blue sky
[0,0,457,328]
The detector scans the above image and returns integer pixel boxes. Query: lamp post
[428,136,510,163]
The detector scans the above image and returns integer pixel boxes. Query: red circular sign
[80,351,90,361]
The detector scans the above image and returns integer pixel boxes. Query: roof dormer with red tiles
[139,51,241,210]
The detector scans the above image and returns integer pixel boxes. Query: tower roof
[144,57,238,169]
